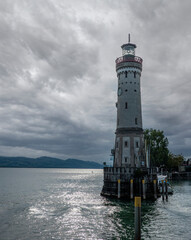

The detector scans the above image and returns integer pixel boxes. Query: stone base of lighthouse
[101,167,159,199]
[114,128,145,168]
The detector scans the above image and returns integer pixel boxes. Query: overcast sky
[0,0,191,162]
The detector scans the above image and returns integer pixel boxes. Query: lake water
[0,168,191,240]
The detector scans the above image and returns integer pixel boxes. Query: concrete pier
[101,167,159,199]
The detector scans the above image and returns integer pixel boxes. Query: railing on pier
[103,166,157,182]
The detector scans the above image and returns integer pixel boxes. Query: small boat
[157,175,173,194]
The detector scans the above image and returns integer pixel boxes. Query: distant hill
[0,156,103,169]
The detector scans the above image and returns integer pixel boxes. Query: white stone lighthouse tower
[113,35,145,169]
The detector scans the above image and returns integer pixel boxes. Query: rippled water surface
[0,168,191,239]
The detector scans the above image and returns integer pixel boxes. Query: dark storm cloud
[0,0,190,162]
[130,0,191,157]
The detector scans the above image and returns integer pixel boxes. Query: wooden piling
[162,180,164,201]
[142,179,146,200]
[130,179,134,199]
[118,179,120,199]
[165,179,168,201]
[134,197,141,240]
[153,179,157,199]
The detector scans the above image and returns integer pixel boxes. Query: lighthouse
[101,37,158,199]
[113,35,145,169]
[101,37,159,199]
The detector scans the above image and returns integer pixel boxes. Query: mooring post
[139,178,141,196]
[153,179,157,199]
[162,180,164,201]
[130,179,134,199]
[134,196,141,240]
[142,179,146,200]
[165,179,168,201]
[118,179,121,199]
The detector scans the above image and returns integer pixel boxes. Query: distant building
[187,158,191,166]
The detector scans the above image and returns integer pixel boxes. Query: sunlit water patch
[0,168,191,239]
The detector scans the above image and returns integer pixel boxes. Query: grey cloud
[0,0,190,162]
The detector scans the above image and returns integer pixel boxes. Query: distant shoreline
[0,166,102,169]
[0,156,103,169]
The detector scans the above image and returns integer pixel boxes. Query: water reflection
[102,182,191,240]
[102,197,161,239]
[0,169,191,240]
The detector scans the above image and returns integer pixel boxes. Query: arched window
[125,71,127,78]
[134,72,136,78]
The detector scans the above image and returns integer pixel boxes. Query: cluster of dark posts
[101,167,171,200]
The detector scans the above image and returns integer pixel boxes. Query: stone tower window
[125,102,128,109]
[124,141,128,147]
[125,157,128,163]
[134,72,136,78]
[125,71,127,78]
[135,118,138,125]
[136,142,139,148]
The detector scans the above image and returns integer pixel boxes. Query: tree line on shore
[144,128,186,172]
